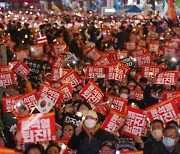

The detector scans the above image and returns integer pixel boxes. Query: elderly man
[68,110,116,154]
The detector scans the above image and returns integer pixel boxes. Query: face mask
[151,129,163,140]
[84,119,97,129]
[162,137,175,148]
[120,93,128,99]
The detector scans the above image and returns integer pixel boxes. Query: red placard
[106,94,127,113]
[79,81,104,106]
[13,61,31,76]
[16,91,39,111]
[59,83,73,102]
[132,47,147,57]
[148,43,159,54]
[162,90,180,101]
[146,97,180,123]
[141,65,162,78]
[163,46,177,57]
[52,43,68,55]
[0,146,16,154]
[123,107,147,137]
[86,47,102,61]
[94,55,111,66]
[17,112,56,143]
[15,50,29,61]
[51,56,65,68]
[0,71,15,87]
[85,66,105,78]
[0,65,11,72]
[101,109,126,133]
[58,70,81,88]
[30,45,43,58]
[135,54,152,67]
[50,68,70,81]
[138,39,146,47]
[116,50,129,60]
[38,83,63,105]
[125,41,136,51]
[2,95,21,113]
[167,41,179,48]
[154,71,178,85]
[130,90,144,101]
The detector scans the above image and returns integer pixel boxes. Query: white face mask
[120,93,128,99]
[151,129,163,140]
[84,119,97,129]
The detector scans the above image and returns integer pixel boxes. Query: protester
[99,141,116,154]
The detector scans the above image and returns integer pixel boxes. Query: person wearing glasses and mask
[152,125,180,154]
[68,110,116,154]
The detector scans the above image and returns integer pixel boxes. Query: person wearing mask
[99,141,116,154]
[68,110,116,154]
[144,119,164,154]
[152,125,180,154]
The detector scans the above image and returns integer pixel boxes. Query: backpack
[0,41,14,63]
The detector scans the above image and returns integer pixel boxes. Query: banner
[168,0,178,23]
[38,83,63,105]
[58,70,81,88]
[16,91,39,111]
[146,97,180,123]
[59,83,73,102]
[148,43,159,54]
[124,107,147,137]
[141,65,162,78]
[0,65,11,72]
[125,41,136,51]
[94,55,111,66]
[50,68,70,81]
[29,45,43,58]
[2,95,21,113]
[80,81,104,106]
[85,66,105,78]
[86,47,102,61]
[14,50,29,61]
[52,56,65,68]
[106,94,127,113]
[132,47,148,57]
[17,112,56,143]
[154,71,178,85]
[130,90,144,101]
[163,46,177,57]
[13,61,31,76]
[135,54,152,67]
[0,71,15,87]
[162,90,180,101]
[101,109,126,133]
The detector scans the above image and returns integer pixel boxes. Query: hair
[77,100,92,111]
[24,143,45,154]
[163,125,180,137]
[166,120,179,127]
[72,99,83,107]
[119,86,130,94]
[139,77,148,84]
[100,141,116,152]
[45,143,61,154]
[150,119,164,128]
[133,83,144,91]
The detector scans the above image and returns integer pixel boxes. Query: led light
[76,112,82,117]
[61,144,66,150]
[171,57,177,62]
[133,58,137,62]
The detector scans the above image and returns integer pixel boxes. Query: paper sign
[59,83,73,102]
[13,61,31,76]
[0,71,15,87]
[85,66,105,78]
[15,50,29,61]
[30,45,43,58]
[141,65,162,78]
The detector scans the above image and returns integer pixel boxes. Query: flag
[168,0,178,23]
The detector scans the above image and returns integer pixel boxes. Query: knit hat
[84,110,98,119]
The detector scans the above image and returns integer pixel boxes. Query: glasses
[163,135,177,139]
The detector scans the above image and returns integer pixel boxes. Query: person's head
[84,110,98,129]
[119,86,130,99]
[133,83,144,91]
[77,101,92,115]
[72,99,82,113]
[72,91,84,102]
[166,120,179,128]
[24,143,45,154]
[150,119,164,141]
[62,123,75,139]
[162,125,180,148]
[45,143,60,154]
[99,141,116,154]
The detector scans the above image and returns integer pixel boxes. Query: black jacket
[144,138,162,154]
[68,124,116,154]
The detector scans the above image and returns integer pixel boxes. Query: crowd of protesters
[0,7,180,154]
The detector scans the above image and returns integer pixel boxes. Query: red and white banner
[50,68,70,81]
[154,71,178,85]
[2,95,21,113]
[130,90,144,101]
[141,65,162,78]
[132,47,147,57]
[51,56,65,68]
[124,107,147,137]
[162,90,180,101]
[52,43,68,55]
[85,66,105,78]
[13,61,31,76]
[167,41,179,48]
[148,43,159,54]
[17,112,56,143]
[125,41,136,51]
[86,47,102,61]
[163,46,177,57]
[101,109,126,133]
[146,97,180,123]
[16,91,39,111]
[38,83,63,105]
[0,65,11,72]
[94,55,111,66]
[106,94,127,113]
[58,70,81,88]
[80,81,104,106]
[59,83,73,102]
[135,54,152,67]
[0,71,15,87]
[37,34,48,44]
[30,45,43,58]
[14,50,29,61]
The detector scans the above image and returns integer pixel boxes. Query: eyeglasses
[163,135,177,139]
